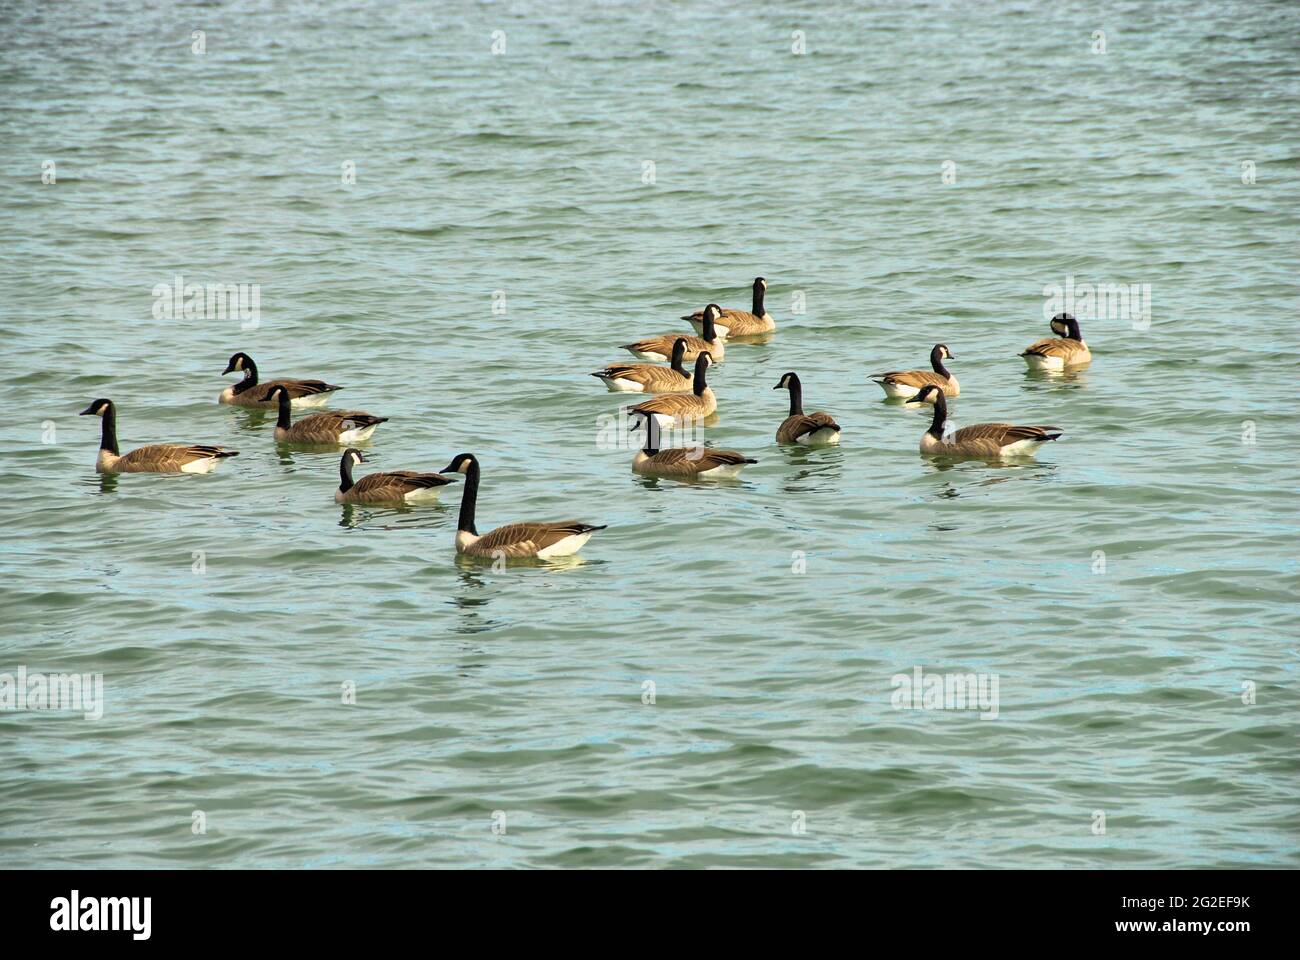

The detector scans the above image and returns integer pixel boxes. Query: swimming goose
[629,352,716,430]
[80,399,238,473]
[1021,313,1092,370]
[439,453,606,559]
[629,410,756,479]
[265,384,387,444]
[591,337,693,393]
[335,448,456,504]
[905,384,1063,458]
[219,352,341,408]
[683,278,776,337]
[622,305,726,363]
[773,372,841,444]
[871,344,959,400]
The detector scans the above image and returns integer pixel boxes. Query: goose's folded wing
[352,471,452,496]
[475,521,604,556]
[1021,337,1080,359]
[267,377,342,397]
[872,369,946,388]
[954,423,1060,446]
[117,443,236,469]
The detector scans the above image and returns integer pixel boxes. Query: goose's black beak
[439,461,458,474]
[78,404,95,416]
[772,383,782,390]
[222,360,237,375]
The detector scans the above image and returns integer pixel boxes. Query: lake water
[2,0,1297,868]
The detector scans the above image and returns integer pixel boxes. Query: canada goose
[1021,313,1092,370]
[629,410,756,479]
[871,344,959,400]
[265,384,387,444]
[773,372,841,445]
[335,448,456,504]
[905,384,1063,458]
[622,305,726,363]
[592,337,693,393]
[629,352,716,430]
[440,453,606,559]
[219,352,341,408]
[79,399,238,474]
[683,278,776,337]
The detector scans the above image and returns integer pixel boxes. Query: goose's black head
[671,337,688,363]
[704,303,723,321]
[342,448,365,467]
[905,384,943,405]
[1050,313,1076,339]
[440,453,478,475]
[934,344,954,361]
[223,352,253,375]
[773,371,800,391]
[262,384,290,402]
[79,399,113,417]
[754,277,767,290]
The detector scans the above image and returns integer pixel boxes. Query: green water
[2,0,1297,868]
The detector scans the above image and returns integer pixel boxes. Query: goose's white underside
[337,425,378,443]
[1022,354,1065,371]
[219,387,336,407]
[403,487,444,502]
[875,380,921,398]
[798,428,841,446]
[180,457,223,473]
[875,381,956,401]
[698,462,749,478]
[597,376,646,393]
[537,532,593,558]
[454,529,593,559]
[627,349,668,362]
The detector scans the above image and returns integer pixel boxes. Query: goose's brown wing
[777,412,840,442]
[472,521,605,557]
[351,471,452,497]
[953,423,1062,446]
[633,393,707,415]
[1021,337,1086,361]
[622,333,710,356]
[872,369,948,389]
[261,377,341,398]
[116,443,238,471]
[643,447,753,476]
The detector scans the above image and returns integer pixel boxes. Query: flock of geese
[80,279,1093,560]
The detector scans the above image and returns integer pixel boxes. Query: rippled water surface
[2,0,1298,868]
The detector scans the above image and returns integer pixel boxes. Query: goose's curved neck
[693,358,709,396]
[701,312,717,343]
[786,376,804,417]
[1067,317,1082,341]
[339,456,355,493]
[233,358,259,394]
[100,403,119,454]
[752,283,766,316]
[927,393,948,439]
[930,346,951,380]
[458,459,480,535]
[670,345,686,375]
[640,418,660,456]
[275,391,291,430]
